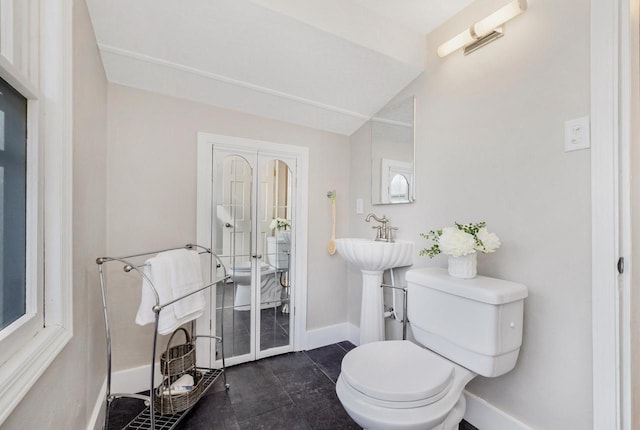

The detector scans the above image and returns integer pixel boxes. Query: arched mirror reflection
[389,173,410,203]
[214,154,253,359]
[258,159,292,352]
[211,152,294,363]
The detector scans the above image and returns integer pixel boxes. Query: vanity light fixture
[437,0,527,58]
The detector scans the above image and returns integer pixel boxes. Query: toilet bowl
[336,268,528,430]
[337,341,474,430]
[229,262,281,310]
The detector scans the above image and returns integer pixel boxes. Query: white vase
[447,252,477,279]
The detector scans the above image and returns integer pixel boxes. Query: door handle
[252,254,263,259]
[224,222,233,228]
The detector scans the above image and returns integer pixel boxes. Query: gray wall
[348,0,592,428]
[2,0,108,428]
[105,84,351,370]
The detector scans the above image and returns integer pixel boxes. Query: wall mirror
[371,96,415,205]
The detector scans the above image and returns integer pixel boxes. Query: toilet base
[441,394,466,430]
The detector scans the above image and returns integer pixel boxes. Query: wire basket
[154,369,205,415]
[160,327,195,376]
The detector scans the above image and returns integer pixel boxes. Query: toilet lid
[341,340,454,407]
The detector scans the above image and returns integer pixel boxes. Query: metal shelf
[124,368,223,430]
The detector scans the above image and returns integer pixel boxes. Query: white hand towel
[135,254,181,335]
[134,263,157,326]
[168,249,205,321]
[135,249,205,335]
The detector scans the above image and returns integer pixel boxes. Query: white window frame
[0,0,72,425]
[380,158,413,204]
[0,42,42,358]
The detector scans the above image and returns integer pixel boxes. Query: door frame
[591,0,637,428]
[196,132,309,367]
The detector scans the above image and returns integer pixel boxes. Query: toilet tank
[266,236,289,270]
[406,267,528,377]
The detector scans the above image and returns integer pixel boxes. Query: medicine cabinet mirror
[371,96,415,205]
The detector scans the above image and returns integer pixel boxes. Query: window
[389,173,410,203]
[380,158,413,204]
[0,0,73,424]
[0,75,28,332]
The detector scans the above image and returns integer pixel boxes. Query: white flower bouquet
[269,217,291,231]
[420,222,500,258]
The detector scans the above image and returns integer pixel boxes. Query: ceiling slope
[86,0,469,135]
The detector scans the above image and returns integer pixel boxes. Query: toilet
[230,261,281,310]
[336,267,528,430]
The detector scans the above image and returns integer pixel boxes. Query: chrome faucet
[365,213,398,242]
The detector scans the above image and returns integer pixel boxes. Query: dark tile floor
[105,341,478,430]
[460,421,479,430]
[106,341,358,430]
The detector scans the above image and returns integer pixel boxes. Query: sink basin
[335,238,414,272]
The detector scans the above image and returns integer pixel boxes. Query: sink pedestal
[360,270,385,344]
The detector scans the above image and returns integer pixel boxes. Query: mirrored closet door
[203,145,297,367]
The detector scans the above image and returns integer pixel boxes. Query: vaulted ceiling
[86,0,473,135]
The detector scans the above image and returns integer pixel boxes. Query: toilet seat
[340,340,454,409]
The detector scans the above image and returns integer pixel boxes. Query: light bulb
[473,0,527,38]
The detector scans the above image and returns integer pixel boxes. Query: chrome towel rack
[97,243,229,430]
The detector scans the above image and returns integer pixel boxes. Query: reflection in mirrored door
[214,153,253,360]
[258,159,293,353]
[210,148,295,366]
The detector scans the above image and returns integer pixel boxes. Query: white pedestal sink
[335,238,414,345]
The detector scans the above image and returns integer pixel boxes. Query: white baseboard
[87,378,107,430]
[112,363,162,395]
[347,322,359,346]
[305,322,358,350]
[464,390,532,430]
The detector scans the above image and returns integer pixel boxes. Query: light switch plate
[356,198,363,214]
[564,116,590,152]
